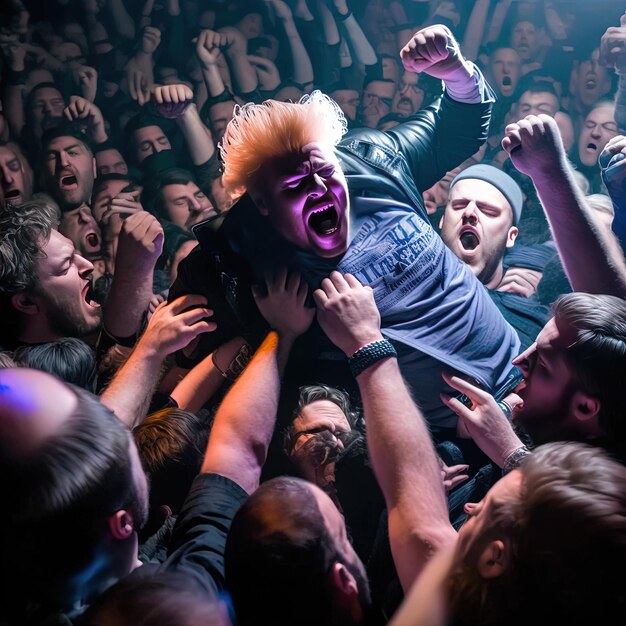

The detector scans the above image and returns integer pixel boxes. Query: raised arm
[152,84,215,166]
[386,24,494,192]
[314,272,456,592]
[462,0,492,62]
[103,211,163,341]
[0,35,27,139]
[503,114,626,298]
[100,294,216,428]
[600,11,626,133]
[219,26,258,96]
[106,0,136,42]
[484,0,513,46]
[269,0,314,86]
[170,336,250,413]
[195,29,231,98]
[202,269,314,494]
[329,0,377,67]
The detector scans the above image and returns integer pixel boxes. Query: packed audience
[2,0,626,624]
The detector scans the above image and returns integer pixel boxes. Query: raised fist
[400,24,471,83]
[152,83,193,119]
[502,114,565,180]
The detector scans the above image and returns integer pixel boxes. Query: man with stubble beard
[40,123,102,259]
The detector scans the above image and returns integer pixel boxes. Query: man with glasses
[360,77,395,128]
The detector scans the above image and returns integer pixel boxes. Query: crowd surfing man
[172,24,520,433]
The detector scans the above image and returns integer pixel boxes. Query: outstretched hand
[140,294,216,360]
[440,373,524,468]
[252,268,315,341]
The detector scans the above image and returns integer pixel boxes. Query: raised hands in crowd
[2,2,626,626]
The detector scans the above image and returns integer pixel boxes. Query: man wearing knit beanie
[440,163,549,347]
[440,164,522,288]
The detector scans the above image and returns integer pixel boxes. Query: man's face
[59,206,102,257]
[511,21,540,62]
[577,103,618,167]
[361,81,394,128]
[33,230,102,339]
[309,483,371,609]
[456,469,522,563]
[489,48,522,97]
[571,49,612,109]
[209,101,237,144]
[440,179,518,286]
[132,126,171,164]
[96,148,128,177]
[392,71,424,118]
[0,144,33,205]
[512,317,578,444]
[250,142,350,259]
[29,87,65,134]
[331,89,360,122]
[517,90,559,118]
[291,400,352,455]
[43,136,96,210]
[161,181,217,231]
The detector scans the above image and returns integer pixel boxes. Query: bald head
[0,368,77,458]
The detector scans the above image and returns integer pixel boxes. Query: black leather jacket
[171,81,498,365]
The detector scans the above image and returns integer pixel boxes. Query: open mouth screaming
[460,229,479,251]
[86,232,100,249]
[309,203,339,236]
[60,174,78,189]
[82,281,101,309]
[502,76,512,87]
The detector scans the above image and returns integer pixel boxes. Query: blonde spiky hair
[220,90,348,202]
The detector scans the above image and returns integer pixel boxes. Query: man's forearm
[532,163,626,298]
[104,271,153,340]
[202,332,291,493]
[176,104,215,165]
[282,19,314,85]
[357,356,456,592]
[100,344,162,429]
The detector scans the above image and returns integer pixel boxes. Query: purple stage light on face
[254,142,351,259]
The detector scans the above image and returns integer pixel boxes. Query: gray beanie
[449,164,523,225]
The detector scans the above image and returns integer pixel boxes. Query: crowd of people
[2,0,626,624]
